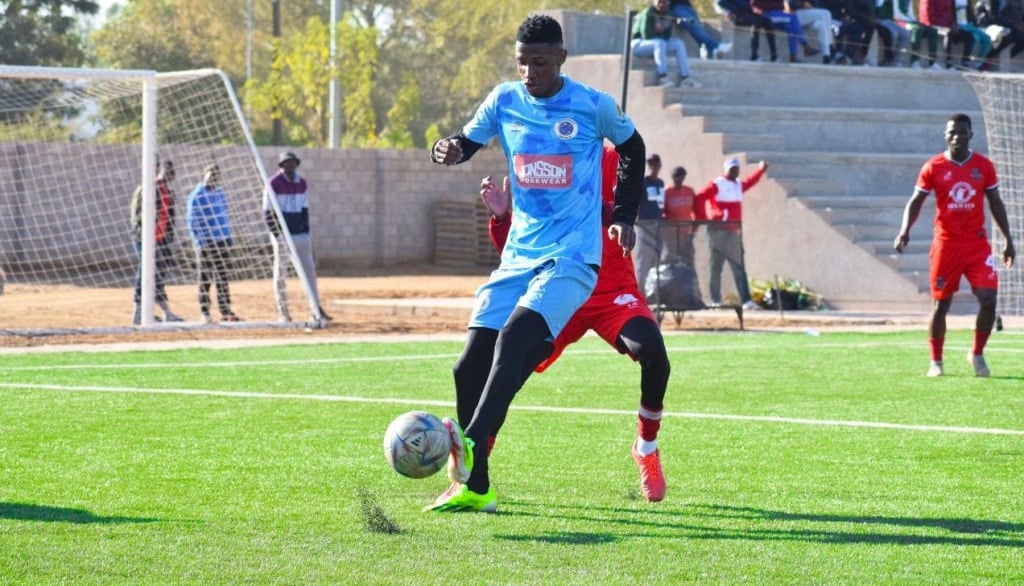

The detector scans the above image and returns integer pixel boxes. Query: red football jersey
[916,151,998,242]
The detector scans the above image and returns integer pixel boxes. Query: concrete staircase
[564,54,987,311]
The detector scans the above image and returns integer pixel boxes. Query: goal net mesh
[0,68,304,334]
[966,73,1024,317]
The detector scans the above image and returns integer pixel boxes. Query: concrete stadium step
[799,194,910,209]
[684,105,985,153]
[858,239,930,255]
[634,59,982,112]
[814,205,906,225]
[851,221,933,242]
[747,152,929,195]
[721,132,785,152]
[780,178,850,198]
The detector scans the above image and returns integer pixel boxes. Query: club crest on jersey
[554,118,578,140]
[948,181,976,210]
[971,168,982,181]
[614,293,640,307]
[514,154,572,188]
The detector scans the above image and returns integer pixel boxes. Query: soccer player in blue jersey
[426,14,648,513]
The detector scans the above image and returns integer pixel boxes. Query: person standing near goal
[266,151,331,324]
[426,14,645,513]
[187,164,241,324]
[130,159,184,325]
[894,113,1015,378]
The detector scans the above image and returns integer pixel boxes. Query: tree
[90,0,212,71]
[338,17,379,147]
[379,73,420,149]
[88,0,641,148]
[245,17,335,146]
[0,0,100,66]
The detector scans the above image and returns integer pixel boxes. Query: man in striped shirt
[266,151,331,324]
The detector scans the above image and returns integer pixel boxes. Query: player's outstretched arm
[894,191,927,253]
[986,187,1016,268]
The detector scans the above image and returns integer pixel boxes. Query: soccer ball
[383,411,451,479]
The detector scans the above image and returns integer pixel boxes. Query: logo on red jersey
[514,154,572,188]
[613,293,640,307]
[948,181,977,210]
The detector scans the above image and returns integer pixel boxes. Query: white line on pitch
[2,382,1023,436]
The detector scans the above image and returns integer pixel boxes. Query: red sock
[972,330,990,356]
[486,435,496,456]
[637,404,662,442]
[928,337,944,362]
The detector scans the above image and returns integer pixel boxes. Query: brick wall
[256,146,508,270]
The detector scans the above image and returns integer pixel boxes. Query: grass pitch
[1,329,1022,584]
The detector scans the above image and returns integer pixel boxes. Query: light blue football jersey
[462,75,636,268]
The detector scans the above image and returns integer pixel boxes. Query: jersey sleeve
[915,158,934,194]
[983,156,999,191]
[461,84,502,146]
[595,92,636,146]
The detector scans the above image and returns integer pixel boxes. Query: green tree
[0,0,99,66]
[90,0,212,71]
[339,18,379,147]
[88,0,663,148]
[379,73,420,149]
[245,17,335,146]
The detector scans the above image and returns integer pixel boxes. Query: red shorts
[535,286,656,372]
[929,238,998,300]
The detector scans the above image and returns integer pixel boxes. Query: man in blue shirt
[427,14,647,513]
[186,164,240,324]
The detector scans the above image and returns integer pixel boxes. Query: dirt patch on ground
[0,273,488,348]
[0,268,940,349]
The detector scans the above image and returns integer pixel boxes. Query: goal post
[0,65,322,335]
[965,73,1024,317]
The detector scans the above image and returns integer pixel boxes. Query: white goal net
[0,66,319,335]
[966,73,1024,317]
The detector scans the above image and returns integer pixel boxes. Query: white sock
[636,438,658,456]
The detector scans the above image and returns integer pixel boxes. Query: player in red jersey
[895,113,1015,378]
[481,144,671,502]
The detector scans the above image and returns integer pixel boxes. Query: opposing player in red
[894,113,1015,378]
[481,144,671,502]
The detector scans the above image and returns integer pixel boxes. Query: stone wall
[255,147,507,270]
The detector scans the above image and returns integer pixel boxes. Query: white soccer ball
[383,411,451,479]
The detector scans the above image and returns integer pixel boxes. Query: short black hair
[517,15,563,45]
[950,112,972,130]
[672,166,686,176]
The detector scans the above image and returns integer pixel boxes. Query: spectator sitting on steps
[752,0,822,62]
[787,0,838,63]
[716,0,780,61]
[895,0,943,68]
[669,0,733,59]
[632,0,702,87]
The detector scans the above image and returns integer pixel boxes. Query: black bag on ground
[644,262,705,310]
[762,287,805,310]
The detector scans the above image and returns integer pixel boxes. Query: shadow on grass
[694,504,1024,536]
[0,502,161,524]
[503,501,1024,548]
[495,531,617,545]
